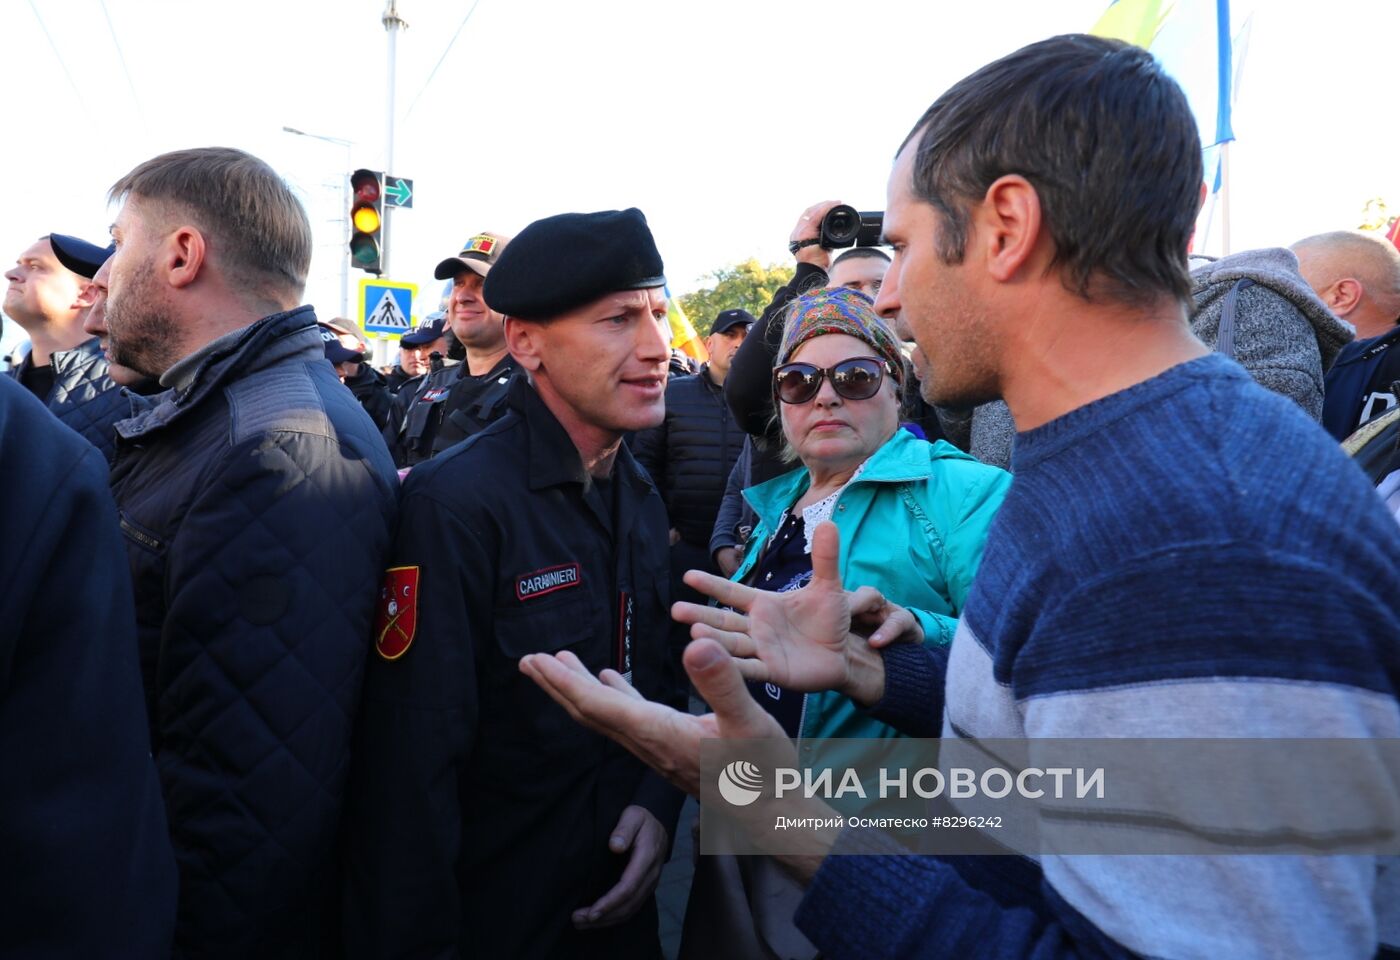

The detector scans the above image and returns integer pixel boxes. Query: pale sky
[3,0,1397,358]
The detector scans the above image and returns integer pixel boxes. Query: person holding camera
[712,202,944,577]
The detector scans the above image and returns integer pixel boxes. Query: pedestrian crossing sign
[360,278,418,334]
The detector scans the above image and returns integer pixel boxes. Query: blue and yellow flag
[1092,0,1250,192]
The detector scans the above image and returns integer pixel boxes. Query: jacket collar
[511,376,654,502]
[50,336,105,378]
[116,305,323,440]
[741,427,958,533]
[12,336,103,382]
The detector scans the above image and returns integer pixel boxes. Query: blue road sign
[360,278,418,334]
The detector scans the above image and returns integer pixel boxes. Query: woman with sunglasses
[680,287,1011,959]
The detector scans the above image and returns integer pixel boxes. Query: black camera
[820,205,884,249]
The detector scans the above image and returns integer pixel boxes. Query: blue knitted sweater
[793,355,1400,959]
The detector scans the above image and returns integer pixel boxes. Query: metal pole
[382,1,407,277]
[338,159,350,318]
[1220,141,1232,257]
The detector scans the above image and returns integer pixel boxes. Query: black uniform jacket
[345,376,686,960]
[385,353,522,468]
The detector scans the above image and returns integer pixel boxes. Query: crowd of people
[2,30,1399,960]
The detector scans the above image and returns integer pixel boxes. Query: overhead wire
[97,0,149,135]
[26,0,94,124]
[400,0,485,124]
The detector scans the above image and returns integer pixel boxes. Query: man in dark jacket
[385,232,523,469]
[633,308,751,619]
[387,311,447,394]
[100,146,400,958]
[382,312,451,445]
[3,232,140,460]
[345,208,685,959]
[1292,230,1400,439]
[0,373,178,959]
[320,318,394,430]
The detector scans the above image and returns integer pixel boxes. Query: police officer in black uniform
[345,208,686,960]
[386,231,523,469]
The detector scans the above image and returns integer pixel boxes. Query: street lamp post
[282,125,354,319]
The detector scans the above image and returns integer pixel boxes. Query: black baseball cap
[48,233,114,279]
[318,324,363,364]
[401,312,447,346]
[711,308,755,336]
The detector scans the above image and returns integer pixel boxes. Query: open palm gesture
[671,521,920,705]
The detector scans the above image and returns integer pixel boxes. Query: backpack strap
[1215,277,1255,360]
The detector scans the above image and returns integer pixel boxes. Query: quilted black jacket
[631,366,745,546]
[9,336,140,462]
[109,307,399,958]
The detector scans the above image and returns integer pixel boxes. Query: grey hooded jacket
[952,247,1353,469]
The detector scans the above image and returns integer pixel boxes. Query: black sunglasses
[773,357,894,404]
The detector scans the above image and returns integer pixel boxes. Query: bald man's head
[1291,230,1400,339]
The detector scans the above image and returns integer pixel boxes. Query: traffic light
[349,168,385,275]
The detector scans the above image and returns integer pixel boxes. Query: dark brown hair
[109,147,312,297]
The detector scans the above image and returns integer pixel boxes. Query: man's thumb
[684,638,766,735]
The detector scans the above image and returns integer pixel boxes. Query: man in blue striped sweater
[521,33,1400,958]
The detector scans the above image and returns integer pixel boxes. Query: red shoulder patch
[374,566,420,661]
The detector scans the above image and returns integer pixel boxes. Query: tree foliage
[678,259,794,335]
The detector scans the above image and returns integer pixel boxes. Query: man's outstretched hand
[670,521,921,707]
[520,638,839,885]
[519,638,786,798]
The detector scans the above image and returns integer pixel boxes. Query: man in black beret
[346,208,686,959]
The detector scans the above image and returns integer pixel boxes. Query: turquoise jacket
[732,428,1010,749]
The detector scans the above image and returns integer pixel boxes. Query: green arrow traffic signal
[384,177,413,208]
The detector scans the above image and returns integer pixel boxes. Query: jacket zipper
[119,514,165,552]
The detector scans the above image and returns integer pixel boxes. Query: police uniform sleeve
[343,487,491,959]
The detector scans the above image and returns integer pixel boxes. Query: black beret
[483,208,666,321]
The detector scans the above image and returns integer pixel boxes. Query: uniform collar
[509,376,653,500]
[455,352,514,382]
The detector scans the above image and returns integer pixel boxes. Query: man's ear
[975,174,1044,284]
[504,316,543,372]
[1323,277,1364,318]
[163,226,207,290]
[71,281,99,310]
